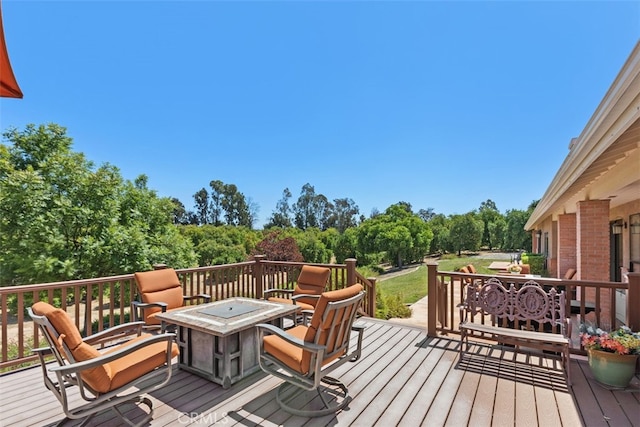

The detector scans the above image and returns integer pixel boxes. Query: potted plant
[507,264,522,274]
[580,325,640,388]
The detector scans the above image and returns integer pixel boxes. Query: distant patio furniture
[263,265,331,324]
[563,268,577,280]
[28,301,178,426]
[257,284,365,417]
[132,268,211,332]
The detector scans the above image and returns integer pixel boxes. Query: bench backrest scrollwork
[462,278,568,336]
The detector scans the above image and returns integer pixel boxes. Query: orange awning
[0,0,22,98]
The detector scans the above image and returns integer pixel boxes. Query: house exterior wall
[557,213,576,279]
[576,200,611,281]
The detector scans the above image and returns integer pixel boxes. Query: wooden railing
[0,257,375,370]
[426,262,640,354]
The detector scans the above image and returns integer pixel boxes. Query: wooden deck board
[1,319,639,427]
[469,371,497,426]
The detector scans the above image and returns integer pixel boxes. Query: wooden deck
[1,319,639,426]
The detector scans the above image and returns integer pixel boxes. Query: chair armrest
[291,294,321,303]
[184,293,211,303]
[263,288,294,298]
[49,333,176,376]
[298,309,315,325]
[32,346,53,357]
[256,323,325,353]
[132,301,168,310]
[131,301,167,322]
[82,321,146,346]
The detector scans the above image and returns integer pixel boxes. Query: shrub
[375,290,412,320]
[522,253,546,275]
[384,293,412,319]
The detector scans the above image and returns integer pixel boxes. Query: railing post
[627,272,640,330]
[253,255,266,299]
[367,277,376,317]
[346,258,357,286]
[427,262,438,337]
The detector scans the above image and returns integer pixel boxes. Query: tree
[326,198,359,232]
[478,199,501,249]
[426,214,450,254]
[357,203,432,267]
[266,188,293,228]
[251,230,303,262]
[417,208,435,222]
[286,227,332,264]
[503,209,532,251]
[180,225,260,266]
[448,213,483,256]
[0,123,197,285]
[334,227,359,263]
[200,180,254,228]
[170,197,189,225]
[209,180,225,226]
[293,183,332,230]
[193,188,209,225]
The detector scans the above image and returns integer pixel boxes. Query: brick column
[576,200,610,281]
[557,213,576,279]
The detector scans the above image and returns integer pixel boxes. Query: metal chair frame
[257,289,365,417]
[29,307,176,426]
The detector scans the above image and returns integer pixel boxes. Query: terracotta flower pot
[587,348,639,388]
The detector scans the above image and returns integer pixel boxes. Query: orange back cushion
[134,269,184,324]
[294,266,331,306]
[302,284,363,370]
[31,302,111,392]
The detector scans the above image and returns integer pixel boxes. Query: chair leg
[111,396,154,427]
[276,376,351,418]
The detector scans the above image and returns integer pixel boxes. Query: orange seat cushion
[263,325,309,374]
[105,334,179,392]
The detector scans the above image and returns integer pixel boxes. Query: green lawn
[376,256,500,304]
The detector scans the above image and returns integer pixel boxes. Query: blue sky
[1,1,638,227]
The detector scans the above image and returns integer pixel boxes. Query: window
[631,213,640,268]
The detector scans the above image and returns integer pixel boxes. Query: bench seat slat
[460,322,569,344]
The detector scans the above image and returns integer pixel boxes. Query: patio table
[155,297,299,388]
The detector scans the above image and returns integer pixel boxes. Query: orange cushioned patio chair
[29,301,178,426]
[263,265,331,320]
[257,283,365,417]
[132,268,210,332]
[563,268,577,280]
